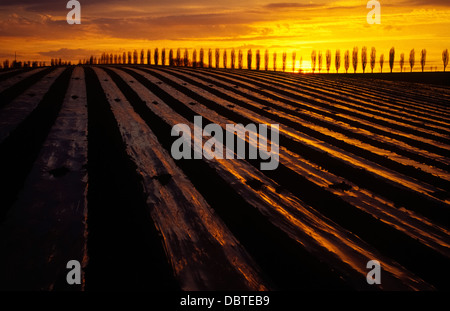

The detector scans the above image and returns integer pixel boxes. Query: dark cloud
[38,48,102,58]
[1,0,249,13]
[0,0,118,7]
[5,0,123,13]
[136,12,267,26]
[264,2,322,9]
[0,13,92,38]
[93,19,255,40]
[87,11,273,40]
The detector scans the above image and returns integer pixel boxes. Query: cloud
[264,2,322,9]
[38,48,102,59]
[0,13,95,39]
[138,12,267,26]
[86,11,274,40]
[407,0,450,6]
[383,25,403,31]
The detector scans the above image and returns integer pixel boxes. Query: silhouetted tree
[169,49,174,66]
[193,49,197,68]
[318,51,322,73]
[208,48,213,68]
[255,50,260,70]
[154,48,159,65]
[117,55,121,65]
[121,52,125,64]
[399,53,405,72]
[299,56,303,73]
[264,49,269,71]
[273,52,277,71]
[389,47,395,73]
[282,52,287,72]
[326,50,331,73]
[361,46,367,73]
[127,51,132,64]
[215,48,220,69]
[238,49,243,69]
[352,47,358,73]
[292,51,296,72]
[133,50,138,64]
[176,48,181,66]
[380,54,384,73]
[169,49,175,66]
[420,49,426,72]
[184,48,189,67]
[344,50,349,73]
[140,49,144,64]
[199,48,204,68]
[247,49,252,69]
[335,50,341,73]
[311,50,317,73]
[409,49,415,72]
[443,49,449,72]
[147,49,151,65]
[370,47,376,73]
[231,49,236,69]
[237,50,243,69]
[223,49,227,68]
[113,54,117,64]
[161,48,166,66]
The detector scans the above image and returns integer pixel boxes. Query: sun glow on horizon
[0,1,449,72]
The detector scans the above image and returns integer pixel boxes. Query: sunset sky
[1,0,449,71]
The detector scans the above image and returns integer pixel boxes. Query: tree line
[1,60,48,69]
[313,47,449,73]
[89,48,449,73]
[2,48,449,72]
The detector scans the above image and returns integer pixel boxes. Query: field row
[0,66,449,290]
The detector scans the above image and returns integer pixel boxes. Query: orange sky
[1,0,449,72]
